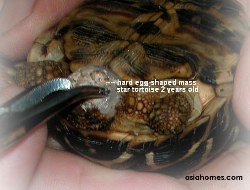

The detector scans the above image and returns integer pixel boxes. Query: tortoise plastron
[14,0,248,176]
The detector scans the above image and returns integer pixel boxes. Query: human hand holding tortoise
[0,0,250,189]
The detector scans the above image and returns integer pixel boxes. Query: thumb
[233,35,250,130]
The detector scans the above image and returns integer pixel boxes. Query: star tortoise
[14,0,249,175]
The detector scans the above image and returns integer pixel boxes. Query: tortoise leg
[14,27,70,88]
[148,93,192,135]
[15,61,70,88]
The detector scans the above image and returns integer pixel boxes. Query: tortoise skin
[15,0,248,175]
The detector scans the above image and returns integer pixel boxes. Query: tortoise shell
[15,0,248,175]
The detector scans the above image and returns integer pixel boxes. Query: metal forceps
[0,78,109,152]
